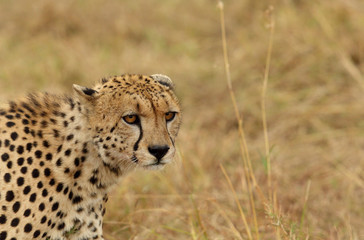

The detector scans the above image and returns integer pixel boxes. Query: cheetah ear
[73,84,99,101]
[151,74,174,90]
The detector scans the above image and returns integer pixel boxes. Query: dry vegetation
[1,0,364,239]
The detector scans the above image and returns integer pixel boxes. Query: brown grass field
[1,0,364,239]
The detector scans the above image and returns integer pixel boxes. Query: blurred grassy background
[1,0,364,239]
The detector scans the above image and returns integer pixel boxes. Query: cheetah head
[73,74,181,173]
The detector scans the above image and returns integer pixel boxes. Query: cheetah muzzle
[0,74,181,240]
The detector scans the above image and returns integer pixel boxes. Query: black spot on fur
[11,218,19,227]
[23,209,31,217]
[29,193,36,202]
[17,157,24,166]
[12,201,20,213]
[45,153,53,161]
[43,140,50,148]
[21,166,28,174]
[66,134,74,141]
[72,196,83,204]
[26,143,32,152]
[35,150,42,159]
[32,169,40,178]
[56,183,63,192]
[24,223,32,232]
[0,215,6,224]
[74,170,81,179]
[6,122,15,127]
[10,132,18,141]
[17,177,24,186]
[51,202,59,211]
[0,231,7,240]
[4,173,11,183]
[6,191,14,202]
[17,145,24,154]
[33,230,41,238]
[42,189,48,197]
[1,153,9,162]
[44,168,51,177]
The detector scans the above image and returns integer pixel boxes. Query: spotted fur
[0,74,181,240]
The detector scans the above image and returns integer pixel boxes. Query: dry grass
[1,0,364,239]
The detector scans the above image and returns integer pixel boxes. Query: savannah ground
[0,0,363,239]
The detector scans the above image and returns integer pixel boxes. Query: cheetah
[0,74,181,240]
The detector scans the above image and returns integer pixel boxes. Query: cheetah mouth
[148,162,166,166]
[143,161,167,170]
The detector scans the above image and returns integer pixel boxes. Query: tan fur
[0,74,181,240]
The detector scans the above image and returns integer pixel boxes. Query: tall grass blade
[217,1,261,239]
[261,5,275,202]
[210,199,244,240]
[220,163,253,240]
[299,180,311,233]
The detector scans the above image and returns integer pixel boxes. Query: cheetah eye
[165,112,176,122]
[123,114,140,124]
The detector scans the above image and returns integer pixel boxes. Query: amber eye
[123,115,139,124]
[165,112,176,122]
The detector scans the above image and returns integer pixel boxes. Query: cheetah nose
[148,145,170,161]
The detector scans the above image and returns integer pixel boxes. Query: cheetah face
[73,74,181,173]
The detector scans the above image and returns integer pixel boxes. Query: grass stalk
[162,225,192,236]
[189,214,198,240]
[273,191,281,240]
[191,195,209,240]
[217,0,265,202]
[261,5,275,202]
[299,180,311,233]
[242,176,260,239]
[218,2,261,239]
[210,199,244,240]
[220,163,253,240]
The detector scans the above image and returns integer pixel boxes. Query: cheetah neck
[43,95,123,200]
